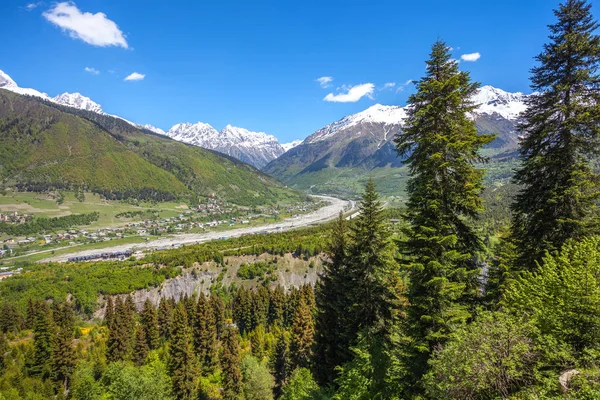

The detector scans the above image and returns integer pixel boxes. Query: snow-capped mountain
[471,85,528,120]
[164,123,285,168]
[0,69,51,100]
[53,92,103,113]
[282,140,303,152]
[141,124,166,135]
[264,86,530,183]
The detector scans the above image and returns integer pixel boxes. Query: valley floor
[39,195,354,263]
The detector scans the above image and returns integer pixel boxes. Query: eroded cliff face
[93,252,322,319]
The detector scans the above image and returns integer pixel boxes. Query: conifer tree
[140,299,160,350]
[157,297,173,341]
[268,285,286,327]
[0,334,7,375]
[33,301,54,378]
[221,325,243,400]
[52,303,75,395]
[132,325,149,366]
[26,298,38,330]
[290,297,314,370]
[395,40,494,392]
[314,211,351,385]
[194,294,218,372]
[107,297,131,362]
[511,0,600,267]
[104,296,115,328]
[168,303,196,400]
[273,332,291,398]
[210,293,225,339]
[347,179,398,335]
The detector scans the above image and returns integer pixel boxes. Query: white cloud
[396,79,414,92]
[43,2,128,48]
[460,52,481,62]
[26,2,42,10]
[382,82,396,89]
[324,83,374,103]
[124,72,145,81]
[84,67,99,75]
[316,76,333,88]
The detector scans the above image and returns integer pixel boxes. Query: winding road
[41,195,354,263]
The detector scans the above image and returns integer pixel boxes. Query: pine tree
[395,40,494,393]
[268,285,286,327]
[194,294,218,372]
[0,334,7,375]
[273,332,291,398]
[210,293,225,339]
[140,299,160,350]
[511,0,600,267]
[133,325,149,366]
[157,297,173,341]
[107,297,131,362]
[347,180,398,335]
[221,325,242,400]
[52,303,75,395]
[104,296,115,328]
[314,211,351,385]
[168,303,196,400]
[290,297,314,370]
[26,298,38,330]
[32,301,54,378]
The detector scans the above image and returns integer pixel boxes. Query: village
[0,198,323,260]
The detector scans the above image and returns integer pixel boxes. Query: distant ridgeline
[0,90,303,206]
[0,212,99,235]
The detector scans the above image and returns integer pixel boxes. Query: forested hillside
[0,90,302,206]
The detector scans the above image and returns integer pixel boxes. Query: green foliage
[511,0,600,267]
[236,261,274,280]
[424,311,538,399]
[282,368,329,400]
[0,261,179,314]
[100,356,173,400]
[0,212,99,235]
[240,355,275,400]
[505,236,600,358]
[221,325,242,400]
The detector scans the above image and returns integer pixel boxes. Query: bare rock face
[559,369,580,393]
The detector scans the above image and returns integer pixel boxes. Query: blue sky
[1,0,566,142]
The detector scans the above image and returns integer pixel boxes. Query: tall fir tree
[132,325,149,366]
[157,297,173,341]
[32,301,54,378]
[511,0,600,267]
[140,299,160,350]
[106,297,132,362]
[210,293,225,340]
[0,334,7,375]
[194,294,218,372]
[221,325,243,400]
[347,180,399,336]
[168,302,196,400]
[290,296,315,370]
[52,303,75,396]
[395,40,494,393]
[273,332,291,398]
[314,211,352,386]
[104,296,114,328]
[268,285,286,327]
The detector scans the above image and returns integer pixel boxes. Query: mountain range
[264,86,528,198]
[0,70,300,169]
[0,68,529,199]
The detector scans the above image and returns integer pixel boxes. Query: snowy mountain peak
[282,140,302,152]
[52,92,103,113]
[0,70,17,89]
[472,85,528,120]
[142,124,166,135]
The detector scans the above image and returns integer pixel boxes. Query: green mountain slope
[0,90,301,206]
